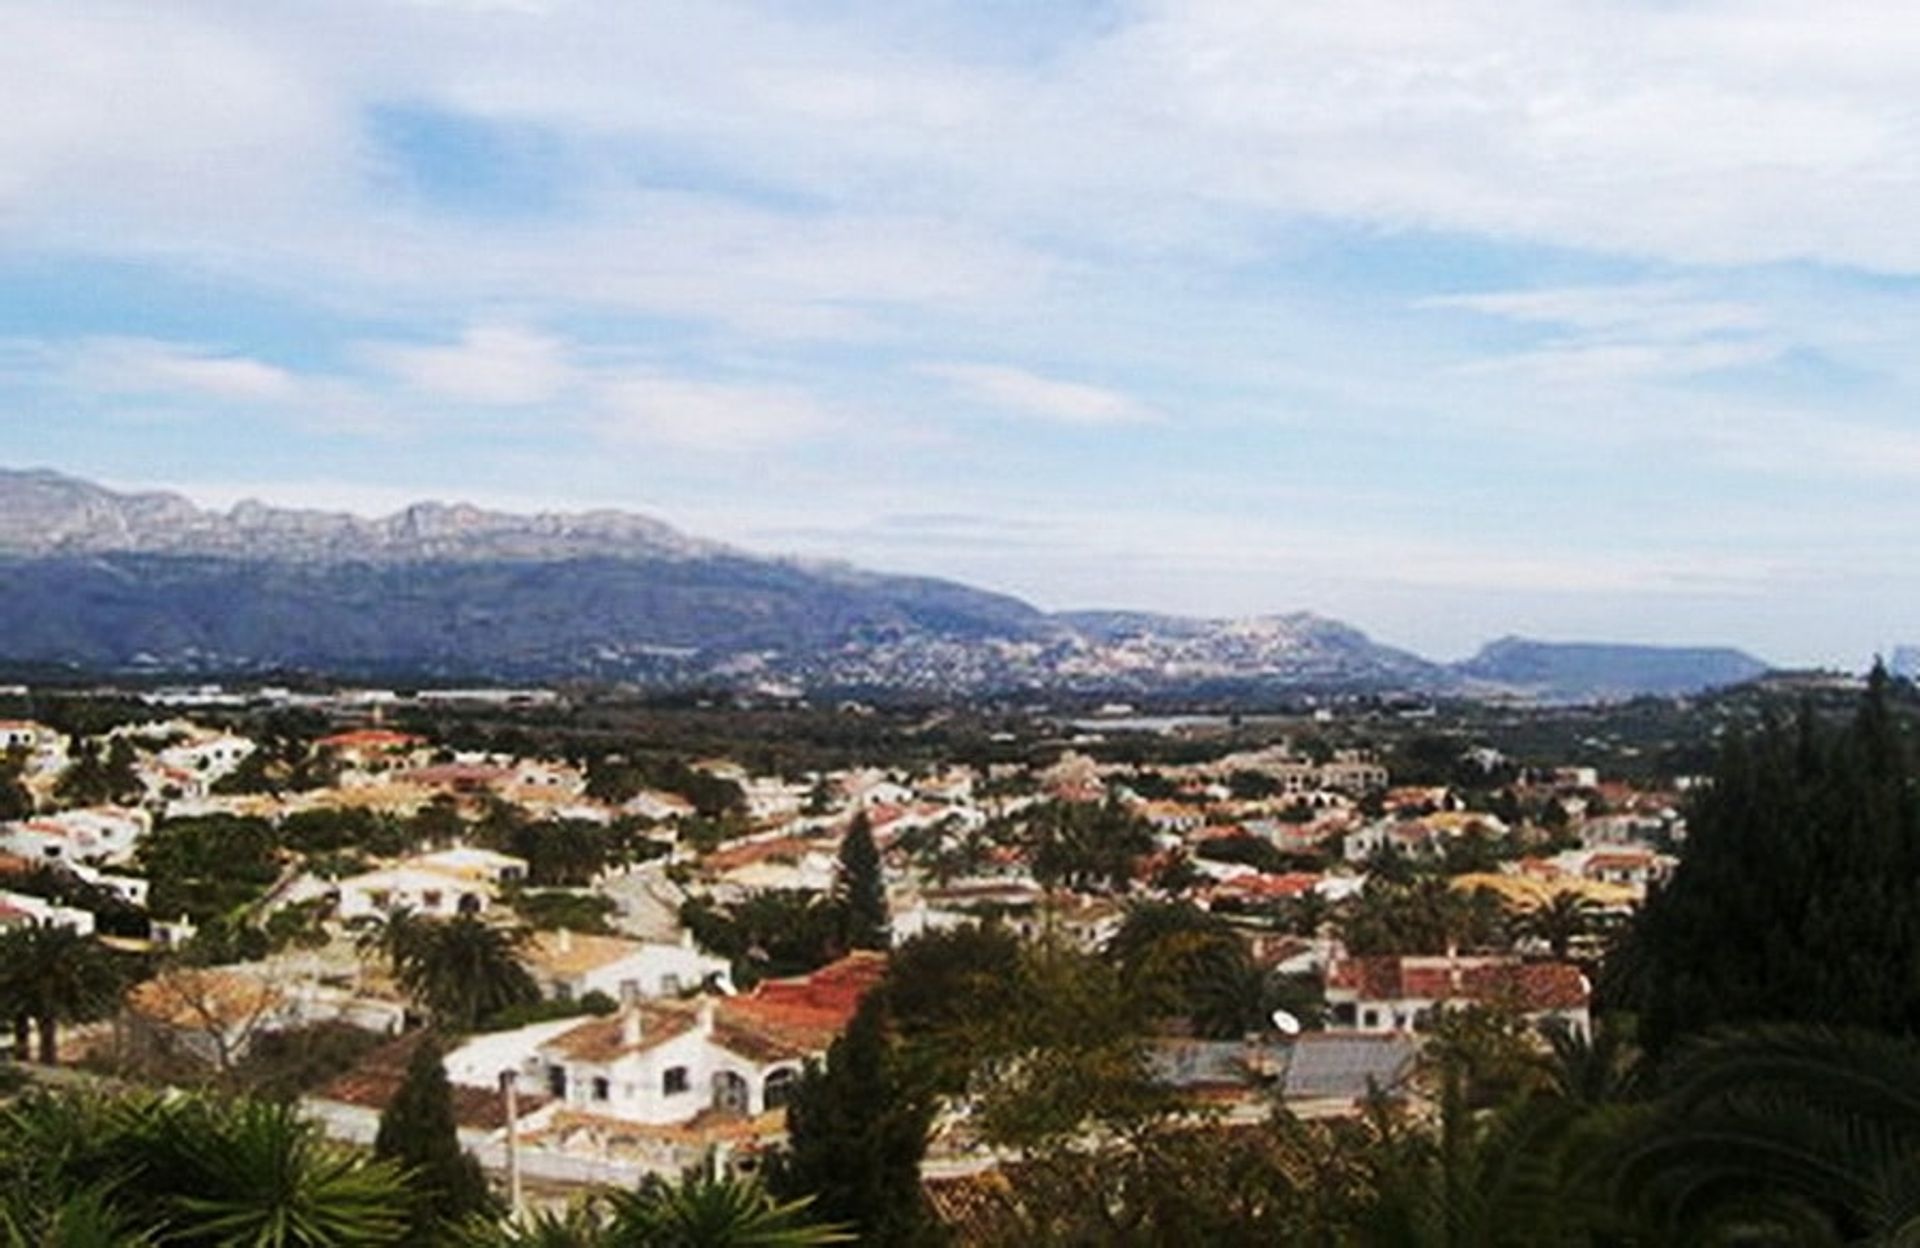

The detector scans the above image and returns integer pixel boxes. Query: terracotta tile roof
[316,1033,547,1131]
[534,1106,786,1147]
[720,951,886,1053]
[701,836,828,873]
[526,930,646,978]
[1328,955,1589,1014]
[394,764,512,787]
[317,730,425,751]
[1461,961,1590,1012]
[1213,872,1321,899]
[1584,850,1655,871]
[543,1004,698,1063]
[709,1015,811,1064]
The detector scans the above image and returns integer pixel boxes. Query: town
[0,676,1717,1239]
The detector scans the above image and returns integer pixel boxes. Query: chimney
[620,1009,642,1048]
[680,927,695,950]
[557,928,573,955]
[697,998,716,1034]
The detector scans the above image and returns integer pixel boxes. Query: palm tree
[1356,1069,1624,1246]
[606,1173,852,1247]
[447,1203,604,1247]
[448,1175,851,1247]
[1613,1025,1920,1245]
[0,1183,156,1247]
[0,925,122,1064]
[0,1089,412,1247]
[137,1095,412,1246]
[1519,892,1600,961]
[374,914,538,1032]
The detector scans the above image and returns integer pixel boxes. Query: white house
[1325,953,1591,1039]
[158,733,257,784]
[527,1000,807,1126]
[2,806,150,866]
[407,846,529,887]
[525,929,735,1003]
[492,951,885,1130]
[332,865,496,922]
[0,889,95,934]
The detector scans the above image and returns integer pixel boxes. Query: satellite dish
[1271,1009,1302,1038]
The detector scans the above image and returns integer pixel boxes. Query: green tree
[0,1088,412,1247]
[1622,667,1920,1057]
[1027,800,1154,894]
[769,994,936,1246]
[679,892,846,986]
[606,1173,852,1247]
[836,813,889,952]
[0,925,122,1064]
[1518,891,1601,961]
[1614,1024,1920,1245]
[377,914,539,1033]
[0,749,31,822]
[137,815,282,925]
[55,738,139,807]
[374,1036,493,1239]
[885,925,1023,1095]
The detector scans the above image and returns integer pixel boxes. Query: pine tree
[769,993,935,1246]
[837,812,889,951]
[1624,663,1920,1056]
[373,1035,493,1238]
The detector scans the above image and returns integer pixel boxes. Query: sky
[6,1,1920,667]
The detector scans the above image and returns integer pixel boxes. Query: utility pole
[499,1069,522,1217]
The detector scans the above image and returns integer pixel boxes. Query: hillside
[0,469,1771,699]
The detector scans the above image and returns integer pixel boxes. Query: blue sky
[6,1,1920,666]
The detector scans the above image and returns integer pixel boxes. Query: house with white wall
[525,929,735,1003]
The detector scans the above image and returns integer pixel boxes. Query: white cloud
[364,325,572,405]
[52,338,298,402]
[591,374,840,451]
[920,362,1156,425]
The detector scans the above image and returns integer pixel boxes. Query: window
[661,974,681,996]
[546,1066,567,1098]
[368,890,390,909]
[664,1066,689,1096]
[591,1077,610,1102]
[421,890,443,910]
[763,1067,797,1110]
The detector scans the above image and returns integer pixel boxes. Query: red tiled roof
[1214,872,1321,899]
[1584,851,1654,871]
[316,1033,547,1131]
[1329,955,1588,1013]
[722,951,886,1052]
[394,764,510,787]
[702,836,823,872]
[318,730,425,751]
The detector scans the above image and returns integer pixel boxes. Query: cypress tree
[374,1035,494,1238]
[769,992,935,1245]
[838,812,890,951]
[1625,664,1920,1056]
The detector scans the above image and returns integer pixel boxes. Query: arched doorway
[712,1070,750,1115]
[762,1066,798,1110]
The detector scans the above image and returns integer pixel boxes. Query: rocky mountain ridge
[0,469,1770,700]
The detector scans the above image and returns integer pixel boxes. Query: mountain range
[0,468,1770,702]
